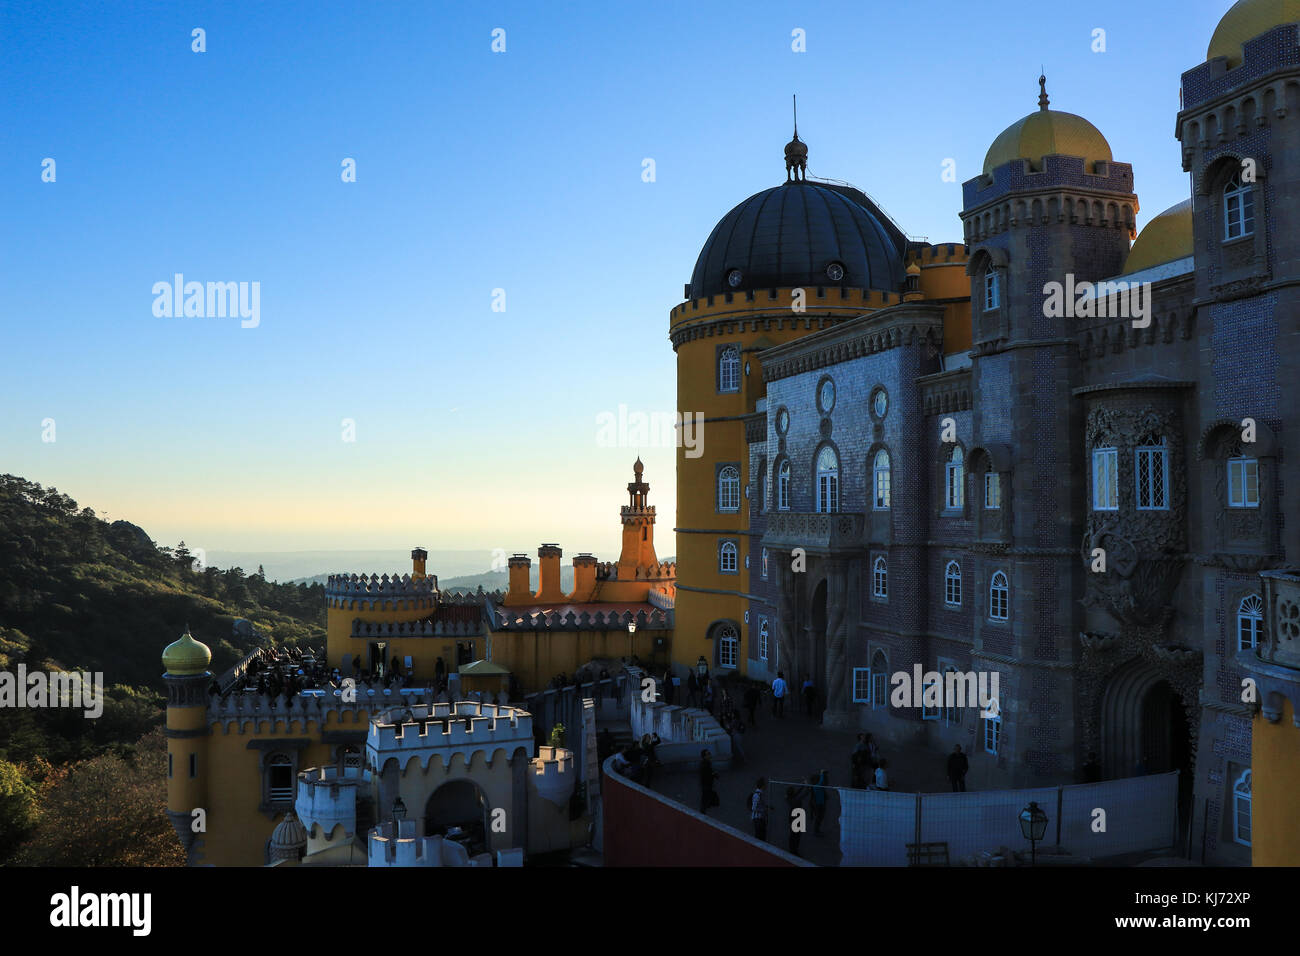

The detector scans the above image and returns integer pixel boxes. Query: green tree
[0,759,39,861]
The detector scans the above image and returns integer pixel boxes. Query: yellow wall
[491,627,670,690]
[326,600,435,670]
[1251,696,1300,866]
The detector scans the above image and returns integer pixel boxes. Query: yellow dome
[984,108,1113,175]
[1208,0,1300,67]
[162,628,212,676]
[1123,199,1194,274]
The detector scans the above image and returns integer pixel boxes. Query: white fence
[837,771,1179,866]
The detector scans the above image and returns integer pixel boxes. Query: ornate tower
[961,77,1138,783]
[617,457,658,579]
[162,627,212,865]
[672,126,910,676]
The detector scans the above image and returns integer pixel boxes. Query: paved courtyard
[647,704,954,866]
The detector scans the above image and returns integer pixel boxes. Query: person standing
[772,671,788,718]
[810,770,828,837]
[801,674,816,718]
[947,744,969,792]
[873,759,890,791]
[750,778,769,842]
[699,749,718,814]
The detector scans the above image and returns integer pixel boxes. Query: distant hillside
[209,549,500,583]
[0,474,327,699]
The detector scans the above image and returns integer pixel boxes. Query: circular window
[818,377,836,414]
[776,407,789,435]
[727,269,744,288]
[826,261,845,282]
[872,388,888,419]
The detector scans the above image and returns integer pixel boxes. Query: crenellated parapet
[296,765,370,839]
[594,561,676,582]
[367,700,533,772]
[325,573,440,610]
[351,617,482,639]
[490,605,672,632]
[207,686,438,733]
[530,745,576,807]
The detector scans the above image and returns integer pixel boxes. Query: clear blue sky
[1,0,1230,556]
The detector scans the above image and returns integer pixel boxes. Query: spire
[784,94,808,182]
[1038,73,1050,111]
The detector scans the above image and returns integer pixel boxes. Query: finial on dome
[784,94,808,182]
[1038,73,1050,111]
[634,457,644,478]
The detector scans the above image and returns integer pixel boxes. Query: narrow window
[944,561,962,607]
[873,449,891,510]
[945,447,965,510]
[1238,595,1264,651]
[718,465,740,512]
[990,570,1009,621]
[1092,447,1119,510]
[816,446,839,514]
[984,472,1001,509]
[719,541,738,573]
[1232,770,1252,846]
[1227,457,1259,508]
[1224,172,1255,241]
[872,556,888,599]
[1135,440,1169,510]
[984,270,1000,311]
[718,346,740,392]
[778,460,791,511]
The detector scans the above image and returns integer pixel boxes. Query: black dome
[688,181,908,300]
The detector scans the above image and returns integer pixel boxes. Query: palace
[668,0,1300,865]
[163,0,1300,867]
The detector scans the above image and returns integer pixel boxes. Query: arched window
[1224,172,1255,241]
[778,459,791,511]
[945,446,965,510]
[1135,436,1169,510]
[1238,595,1264,651]
[718,465,740,512]
[872,556,888,598]
[989,570,1009,621]
[718,346,740,392]
[717,624,739,668]
[719,541,738,573]
[816,446,839,514]
[944,561,962,607]
[758,618,769,661]
[1232,769,1252,846]
[873,449,891,510]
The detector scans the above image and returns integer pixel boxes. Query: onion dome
[162,627,212,676]
[269,810,308,863]
[1123,199,1194,274]
[1209,0,1300,67]
[983,75,1113,175]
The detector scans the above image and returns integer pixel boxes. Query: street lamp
[627,621,636,660]
[696,655,708,678]
[1019,800,1048,865]
[392,795,407,832]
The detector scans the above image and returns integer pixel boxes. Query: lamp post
[627,621,636,661]
[696,655,708,679]
[1019,800,1048,865]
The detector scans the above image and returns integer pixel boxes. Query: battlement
[669,286,898,324]
[367,700,534,769]
[351,617,482,639]
[530,745,577,807]
[490,604,671,632]
[906,242,969,267]
[1181,23,1300,111]
[296,765,370,839]
[207,685,438,732]
[325,573,439,609]
[367,824,490,867]
[594,560,676,582]
[963,154,1137,213]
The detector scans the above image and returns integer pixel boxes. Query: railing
[763,511,867,554]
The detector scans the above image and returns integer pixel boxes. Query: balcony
[763,511,869,556]
[1241,570,1300,725]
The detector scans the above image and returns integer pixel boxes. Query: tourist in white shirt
[873,758,889,791]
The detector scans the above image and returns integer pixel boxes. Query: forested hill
[0,474,327,691]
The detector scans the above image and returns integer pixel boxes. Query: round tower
[162,626,212,865]
[671,125,910,676]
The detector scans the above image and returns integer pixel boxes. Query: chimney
[571,553,598,602]
[536,544,564,602]
[411,547,428,580]
[506,554,531,603]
